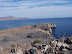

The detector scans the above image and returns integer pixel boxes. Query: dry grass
[0,25,51,36]
[0,44,32,54]
[0,26,33,36]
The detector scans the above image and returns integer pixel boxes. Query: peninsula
[0,23,56,47]
[0,23,72,54]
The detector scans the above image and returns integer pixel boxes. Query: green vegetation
[31,40,43,46]
[10,44,16,48]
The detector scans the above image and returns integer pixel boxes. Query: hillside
[0,16,29,20]
[0,23,56,48]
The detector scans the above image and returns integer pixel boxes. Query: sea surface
[0,18,72,39]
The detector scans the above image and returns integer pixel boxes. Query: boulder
[59,45,64,51]
[34,43,41,50]
[10,48,15,54]
[28,48,38,54]
[24,50,28,54]
[48,48,53,53]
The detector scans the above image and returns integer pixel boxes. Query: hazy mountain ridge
[0,16,29,20]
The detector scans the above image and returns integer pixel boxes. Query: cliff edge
[0,23,56,48]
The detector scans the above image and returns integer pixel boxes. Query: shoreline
[0,23,72,54]
[0,23,56,47]
[0,23,56,36]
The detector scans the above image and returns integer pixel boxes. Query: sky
[0,0,72,18]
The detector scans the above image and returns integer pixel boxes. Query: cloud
[0,0,12,2]
[0,0,72,18]
[0,0,70,6]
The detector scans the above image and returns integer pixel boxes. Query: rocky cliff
[0,23,56,49]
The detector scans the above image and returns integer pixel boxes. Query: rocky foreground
[0,23,56,51]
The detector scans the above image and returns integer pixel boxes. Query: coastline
[0,23,56,48]
[0,23,56,36]
[0,23,72,54]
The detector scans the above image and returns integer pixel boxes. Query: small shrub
[31,40,43,46]
[10,45,16,48]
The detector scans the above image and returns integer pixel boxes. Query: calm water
[0,18,72,39]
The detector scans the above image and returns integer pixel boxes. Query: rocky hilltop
[0,16,29,20]
[0,23,56,49]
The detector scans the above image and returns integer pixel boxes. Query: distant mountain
[0,16,29,20]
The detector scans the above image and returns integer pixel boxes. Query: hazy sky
[0,0,72,18]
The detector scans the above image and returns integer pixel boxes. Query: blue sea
[0,18,72,39]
